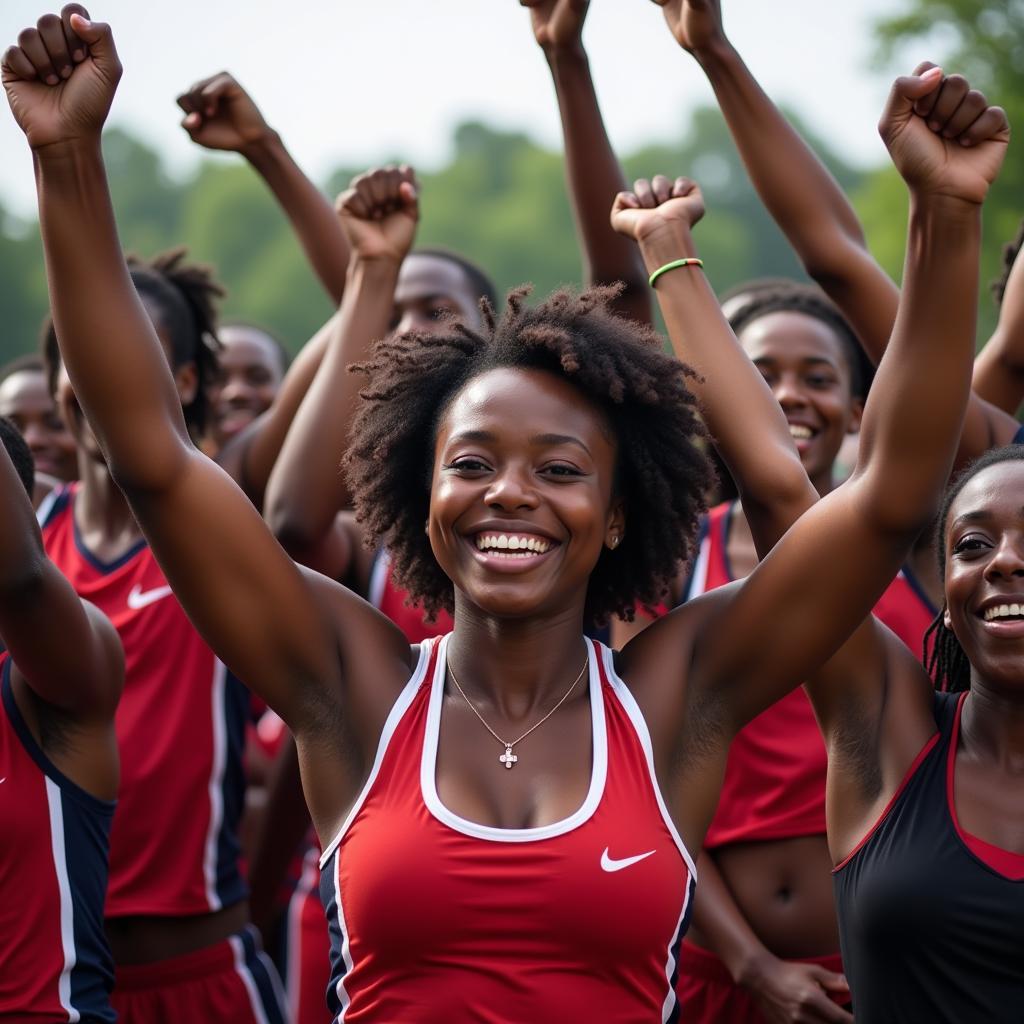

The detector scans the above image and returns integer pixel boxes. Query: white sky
[0,1,925,221]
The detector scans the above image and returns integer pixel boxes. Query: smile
[981,603,1024,622]
[474,532,553,556]
[788,424,815,440]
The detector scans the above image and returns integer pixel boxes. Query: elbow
[0,554,47,603]
[266,501,323,565]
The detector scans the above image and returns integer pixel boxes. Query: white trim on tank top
[420,633,609,843]
[319,641,433,868]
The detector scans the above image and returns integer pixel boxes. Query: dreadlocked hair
[728,282,874,400]
[345,283,714,625]
[127,248,224,438]
[925,444,1024,692]
[990,217,1024,307]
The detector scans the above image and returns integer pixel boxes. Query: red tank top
[368,550,453,644]
[318,635,695,1023]
[40,485,247,917]
[685,502,937,848]
[0,654,115,1021]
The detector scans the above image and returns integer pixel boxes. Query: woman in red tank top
[4,10,1005,1021]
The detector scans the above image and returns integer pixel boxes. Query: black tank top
[834,691,1024,1022]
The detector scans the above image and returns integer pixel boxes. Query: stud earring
[609,535,620,549]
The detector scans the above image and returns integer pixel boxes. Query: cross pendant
[499,745,518,769]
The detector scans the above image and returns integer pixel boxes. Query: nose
[985,533,1024,580]
[772,372,808,410]
[484,464,539,512]
[21,421,49,453]
[220,373,253,406]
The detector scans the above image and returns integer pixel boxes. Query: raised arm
[522,0,651,323]
[653,0,1021,459]
[679,69,1007,729]
[0,420,122,722]
[1,8,376,731]
[177,71,350,304]
[265,167,418,573]
[611,175,814,559]
[974,225,1024,415]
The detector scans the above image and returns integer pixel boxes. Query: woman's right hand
[743,954,853,1024]
[650,0,727,56]
[336,165,420,266]
[610,175,704,266]
[2,5,120,151]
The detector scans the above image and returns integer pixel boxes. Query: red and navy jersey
[835,691,1024,1022]
[40,485,247,918]
[682,502,937,848]
[0,655,115,1022]
[319,635,695,1023]
[367,549,453,644]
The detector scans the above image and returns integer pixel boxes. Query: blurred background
[1,0,1020,359]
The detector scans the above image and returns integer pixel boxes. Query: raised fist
[2,5,121,151]
[336,165,419,265]
[520,0,589,52]
[650,0,725,55]
[610,175,705,245]
[879,66,1009,204]
[177,73,272,154]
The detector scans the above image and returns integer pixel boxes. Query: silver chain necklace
[445,655,589,769]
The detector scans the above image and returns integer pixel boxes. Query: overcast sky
[0,1,927,221]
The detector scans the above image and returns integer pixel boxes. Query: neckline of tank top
[420,632,609,843]
[947,690,1024,881]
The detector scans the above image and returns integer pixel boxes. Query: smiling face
[739,311,862,491]
[429,366,624,621]
[944,460,1024,689]
[0,367,77,481]
[211,325,286,447]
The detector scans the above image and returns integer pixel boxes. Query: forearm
[242,131,350,304]
[265,258,398,561]
[695,40,866,278]
[640,231,814,557]
[856,196,980,530]
[973,332,1024,414]
[35,141,191,491]
[691,851,772,986]
[546,46,651,323]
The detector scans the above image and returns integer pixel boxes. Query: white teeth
[983,603,1024,621]
[788,424,813,439]
[474,533,552,556]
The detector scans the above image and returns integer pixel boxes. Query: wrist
[691,36,737,74]
[544,42,588,71]
[637,229,699,274]
[347,254,403,287]
[734,948,778,991]
[239,127,284,165]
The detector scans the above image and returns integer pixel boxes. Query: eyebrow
[752,355,838,368]
[446,430,591,455]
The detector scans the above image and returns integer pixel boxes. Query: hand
[743,955,853,1024]
[336,165,419,265]
[2,5,121,151]
[879,65,1009,204]
[650,0,726,55]
[611,175,704,254]
[177,72,272,154]
[520,0,589,52]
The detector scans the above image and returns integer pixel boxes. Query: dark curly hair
[345,284,714,625]
[990,218,1024,307]
[41,247,224,439]
[924,444,1024,692]
[728,282,874,400]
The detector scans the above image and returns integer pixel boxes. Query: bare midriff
[105,900,250,965]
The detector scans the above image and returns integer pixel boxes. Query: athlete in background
[0,414,123,1022]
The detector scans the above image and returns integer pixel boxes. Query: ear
[173,361,199,408]
[605,499,626,551]
[846,396,864,435]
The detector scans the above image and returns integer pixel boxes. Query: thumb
[881,66,942,127]
[398,179,420,219]
[68,12,117,62]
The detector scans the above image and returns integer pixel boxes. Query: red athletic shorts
[677,940,850,1023]
[112,926,288,1023]
[284,848,332,1024]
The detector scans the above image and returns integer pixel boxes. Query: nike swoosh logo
[127,584,174,610]
[600,847,656,873]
